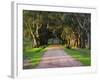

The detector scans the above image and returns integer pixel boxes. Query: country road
[36,45,83,68]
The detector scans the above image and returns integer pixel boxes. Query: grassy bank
[64,48,91,66]
[23,47,47,69]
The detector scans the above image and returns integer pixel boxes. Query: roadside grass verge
[64,48,91,66]
[23,47,47,69]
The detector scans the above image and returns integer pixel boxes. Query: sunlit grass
[64,48,91,66]
[23,47,47,69]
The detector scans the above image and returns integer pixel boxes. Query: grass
[64,47,91,66]
[23,47,47,69]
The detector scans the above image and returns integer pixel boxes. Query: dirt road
[36,45,82,68]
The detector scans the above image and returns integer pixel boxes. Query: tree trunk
[87,32,91,49]
[29,23,37,48]
[25,21,37,48]
[78,37,81,48]
[81,34,85,48]
[32,36,37,48]
[69,39,70,47]
[35,23,41,47]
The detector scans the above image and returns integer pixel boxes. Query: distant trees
[23,10,91,49]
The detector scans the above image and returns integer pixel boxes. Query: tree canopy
[23,10,91,49]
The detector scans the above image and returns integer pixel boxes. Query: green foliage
[23,10,91,49]
[48,39,53,45]
[23,48,47,69]
[64,48,91,66]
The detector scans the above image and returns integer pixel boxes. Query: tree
[74,13,91,48]
[23,10,91,49]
